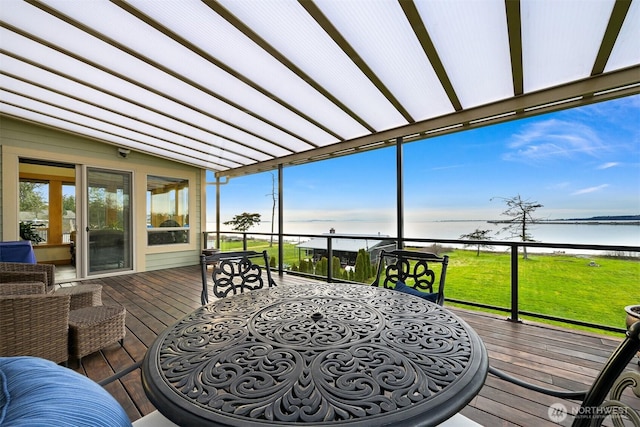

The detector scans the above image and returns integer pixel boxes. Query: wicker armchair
[0,282,46,296]
[0,293,71,364]
[0,262,56,294]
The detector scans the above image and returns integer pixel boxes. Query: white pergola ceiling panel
[315,0,454,121]
[0,0,638,177]
[522,0,615,93]
[606,0,640,72]
[414,0,513,109]
[2,59,268,166]
[219,0,408,131]
[129,0,363,143]
[0,28,295,162]
[0,96,225,169]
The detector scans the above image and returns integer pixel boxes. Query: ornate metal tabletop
[142,283,488,426]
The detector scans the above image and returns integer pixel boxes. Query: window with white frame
[147,175,189,245]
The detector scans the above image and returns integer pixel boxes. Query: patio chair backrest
[0,262,56,294]
[200,250,276,304]
[489,321,640,427]
[576,320,640,426]
[371,249,449,306]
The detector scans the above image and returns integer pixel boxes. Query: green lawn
[444,250,638,333]
[216,239,639,335]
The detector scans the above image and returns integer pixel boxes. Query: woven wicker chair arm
[0,282,46,295]
[0,271,47,284]
[0,294,70,364]
[0,262,55,291]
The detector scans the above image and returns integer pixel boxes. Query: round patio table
[142,283,488,426]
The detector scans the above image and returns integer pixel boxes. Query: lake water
[210,219,640,252]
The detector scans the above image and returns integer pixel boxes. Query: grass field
[217,239,639,335]
[443,250,638,333]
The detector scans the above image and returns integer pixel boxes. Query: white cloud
[503,118,606,162]
[571,184,609,195]
[597,162,619,169]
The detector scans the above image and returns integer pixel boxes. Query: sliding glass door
[86,168,132,274]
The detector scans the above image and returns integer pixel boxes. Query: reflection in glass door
[86,168,132,274]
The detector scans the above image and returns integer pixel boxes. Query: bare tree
[492,194,543,259]
[459,229,493,256]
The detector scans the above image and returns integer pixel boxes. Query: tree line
[289,249,375,283]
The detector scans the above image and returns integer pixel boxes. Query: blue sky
[208,94,640,232]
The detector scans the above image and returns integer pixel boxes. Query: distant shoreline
[487,215,640,226]
[487,220,640,225]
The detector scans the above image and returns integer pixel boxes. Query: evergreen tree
[317,257,328,276]
[365,250,372,279]
[460,229,494,256]
[223,212,261,232]
[332,256,341,278]
[354,249,366,282]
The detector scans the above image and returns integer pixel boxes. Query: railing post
[510,244,520,322]
[215,177,221,250]
[278,164,284,276]
[327,236,333,282]
[396,137,404,250]
[242,233,247,251]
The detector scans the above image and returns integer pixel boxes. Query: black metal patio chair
[371,249,449,306]
[200,250,276,304]
[489,321,640,427]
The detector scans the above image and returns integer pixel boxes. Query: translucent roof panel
[522,0,615,92]
[314,0,454,121]
[0,0,638,174]
[5,58,258,155]
[40,0,336,149]
[606,0,640,72]
[128,0,363,144]
[414,0,513,108]
[220,0,408,132]
[0,26,292,160]
[3,0,311,154]
[0,95,225,170]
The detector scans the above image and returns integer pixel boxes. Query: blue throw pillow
[394,281,438,303]
[0,356,131,426]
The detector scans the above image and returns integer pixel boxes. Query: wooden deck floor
[63,265,639,426]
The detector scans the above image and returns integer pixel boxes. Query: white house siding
[1,117,204,274]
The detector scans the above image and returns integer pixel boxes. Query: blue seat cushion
[0,356,131,426]
[394,281,438,303]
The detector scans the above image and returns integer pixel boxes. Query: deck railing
[203,230,639,334]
